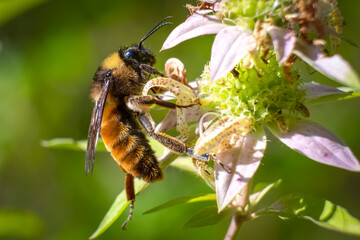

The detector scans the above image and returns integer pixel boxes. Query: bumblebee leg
[139,112,186,153]
[126,95,199,113]
[122,173,135,230]
[139,113,216,159]
[140,64,166,77]
[129,98,229,172]
[186,148,231,173]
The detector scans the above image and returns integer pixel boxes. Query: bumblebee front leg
[126,95,199,113]
[140,64,166,77]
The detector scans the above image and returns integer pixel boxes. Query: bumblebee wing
[85,79,110,175]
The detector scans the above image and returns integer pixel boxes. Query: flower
[159,0,360,211]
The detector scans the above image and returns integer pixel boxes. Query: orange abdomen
[100,103,163,182]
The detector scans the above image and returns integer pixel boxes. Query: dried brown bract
[285,0,327,44]
[186,0,220,15]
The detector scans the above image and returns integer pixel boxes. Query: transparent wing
[85,80,110,175]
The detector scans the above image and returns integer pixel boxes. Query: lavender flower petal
[210,26,251,81]
[293,41,360,90]
[267,26,297,64]
[161,15,224,50]
[269,119,360,171]
[301,82,347,102]
[155,105,203,133]
[214,133,267,212]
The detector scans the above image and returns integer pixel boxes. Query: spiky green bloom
[198,52,307,131]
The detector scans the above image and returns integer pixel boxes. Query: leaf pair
[143,180,360,236]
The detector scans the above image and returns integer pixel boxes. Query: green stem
[225,213,243,240]
[224,179,252,240]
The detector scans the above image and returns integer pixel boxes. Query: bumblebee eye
[106,71,112,77]
[124,49,134,59]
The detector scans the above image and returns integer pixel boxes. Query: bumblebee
[85,17,214,229]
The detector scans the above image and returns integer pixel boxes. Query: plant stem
[224,180,252,240]
[225,213,243,240]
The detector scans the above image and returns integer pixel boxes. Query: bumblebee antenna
[139,16,173,49]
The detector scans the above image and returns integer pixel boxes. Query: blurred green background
[0,0,359,239]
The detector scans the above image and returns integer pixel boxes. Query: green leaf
[43,137,168,238]
[183,206,231,229]
[149,138,166,158]
[257,193,360,235]
[90,178,149,239]
[89,151,178,239]
[0,209,45,239]
[143,194,216,215]
[41,138,106,152]
[249,179,282,209]
[41,137,164,154]
[89,130,196,239]
[170,156,197,174]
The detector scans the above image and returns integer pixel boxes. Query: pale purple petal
[210,26,251,81]
[269,119,360,171]
[161,15,225,50]
[267,26,297,64]
[294,40,324,61]
[155,105,203,133]
[215,133,267,212]
[301,82,347,102]
[293,41,360,90]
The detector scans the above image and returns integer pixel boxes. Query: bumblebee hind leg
[122,173,135,230]
[128,97,230,173]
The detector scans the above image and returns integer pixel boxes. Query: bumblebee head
[91,17,172,101]
[120,45,156,67]
[119,16,173,67]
